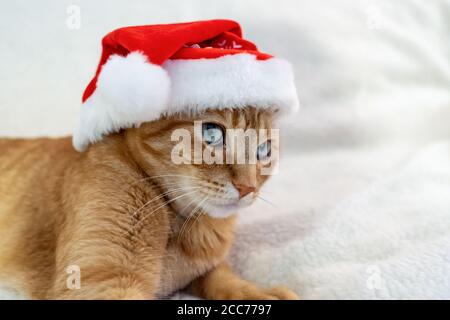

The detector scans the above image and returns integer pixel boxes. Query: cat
[0,107,298,300]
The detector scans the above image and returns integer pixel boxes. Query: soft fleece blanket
[1,0,450,299]
[178,0,450,299]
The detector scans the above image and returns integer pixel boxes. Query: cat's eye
[257,140,271,161]
[202,123,224,146]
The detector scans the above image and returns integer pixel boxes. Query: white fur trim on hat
[73,51,299,152]
[164,53,299,115]
[73,52,171,151]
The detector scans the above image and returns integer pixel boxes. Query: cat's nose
[233,182,256,199]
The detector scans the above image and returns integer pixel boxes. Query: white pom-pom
[96,51,171,125]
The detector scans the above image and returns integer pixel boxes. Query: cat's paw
[225,284,299,300]
[264,286,300,300]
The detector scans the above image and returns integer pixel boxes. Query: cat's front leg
[51,265,159,300]
[189,262,299,300]
[48,208,169,299]
[49,243,165,300]
[49,240,166,300]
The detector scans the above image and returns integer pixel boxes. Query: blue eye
[202,123,224,145]
[257,140,271,161]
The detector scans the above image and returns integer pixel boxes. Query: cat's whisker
[120,179,197,197]
[159,182,212,190]
[129,174,202,187]
[131,186,201,218]
[148,181,195,190]
[177,214,193,244]
[133,186,201,218]
[179,194,199,217]
[177,202,201,243]
[256,195,278,208]
[142,174,202,180]
[157,179,223,189]
[177,195,209,243]
[133,190,200,229]
[183,198,209,238]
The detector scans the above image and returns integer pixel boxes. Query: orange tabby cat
[0,107,298,300]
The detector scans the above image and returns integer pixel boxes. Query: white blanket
[228,143,450,299]
[225,1,450,299]
[230,0,450,299]
[1,0,450,299]
[180,0,450,299]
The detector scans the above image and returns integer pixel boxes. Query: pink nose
[233,183,256,199]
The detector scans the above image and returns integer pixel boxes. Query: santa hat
[73,19,299,151]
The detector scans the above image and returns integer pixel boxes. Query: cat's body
[0,136,229,299]
[0,108,298,299]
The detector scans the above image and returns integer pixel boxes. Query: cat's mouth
[201,192,255,218]
[168,180,257,218]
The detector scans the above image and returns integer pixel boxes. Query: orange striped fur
[0,107,298,299]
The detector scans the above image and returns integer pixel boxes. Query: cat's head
[126,107,278,218]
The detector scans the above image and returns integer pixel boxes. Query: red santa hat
[73,19,299,151]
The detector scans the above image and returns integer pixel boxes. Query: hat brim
[73,51,299,152]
